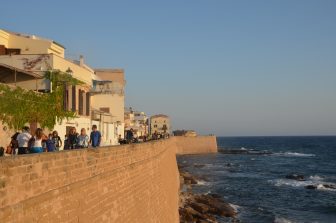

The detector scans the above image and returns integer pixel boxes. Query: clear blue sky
[1,0,336,136]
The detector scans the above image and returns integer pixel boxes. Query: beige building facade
[92,69,126,140]
[150,114,171,135]
[0,29,64,57]
[0,29,125,147]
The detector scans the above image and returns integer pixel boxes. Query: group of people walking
[1,125,101,156]
[0,124,170,157]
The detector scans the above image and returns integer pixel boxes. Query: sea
[177,136,336,223]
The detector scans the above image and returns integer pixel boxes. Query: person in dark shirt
[126,128,134,144]
[89,125,101,148]
[68,127,78,149]
[118,134,126,145]
[46,134,56,152]
[0,147,4,156]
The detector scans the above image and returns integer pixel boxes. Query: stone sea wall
[175,136,218,155]
[0,136,216,223]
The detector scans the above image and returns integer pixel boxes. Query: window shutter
[78,90,83,115]
[72,86,76,112]
[86,92,90,116]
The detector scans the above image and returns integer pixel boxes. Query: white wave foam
[309,175,323,181]
[240,147,247,150]
[269,179,336,192]
[269,179,311,187]
[229,203,240,212]
[273,152,315,157]
[316,184,336,192]
[196,180,210,186]
[274,217,295,223]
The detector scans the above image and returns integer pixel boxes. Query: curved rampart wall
[0,139,180,223]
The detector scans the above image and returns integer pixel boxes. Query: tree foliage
[0,70,84,130]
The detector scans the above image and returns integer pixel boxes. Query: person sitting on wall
[89,125,101,148]
[118,135,126,145]
[9,132,20,155]
[152,131,158,140]
[17,126,32,155]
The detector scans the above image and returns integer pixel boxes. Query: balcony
[90,80,124,95]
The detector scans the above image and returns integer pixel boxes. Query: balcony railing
[91,80,124,95]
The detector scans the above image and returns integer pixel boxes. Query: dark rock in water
[209,193,222,199]
[226,163,233,167]
[180,172,198,184]
[179,171,237,223]
[305,185,317,190]
[180,192,237,222]
[190,202,209,214]
[305,184,336,190]
[323,184,336,190]
[180,172,209,185]
[286,174,305,181]
[178,163,190,170]
[219,149,249,154]
[194,194,236,218]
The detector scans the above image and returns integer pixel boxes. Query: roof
[94,68,124,73]
[150,114,169,119]
[2,29,65,49]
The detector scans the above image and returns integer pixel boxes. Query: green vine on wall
[0,70,85,130]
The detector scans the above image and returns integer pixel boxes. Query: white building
[124,107,148,138]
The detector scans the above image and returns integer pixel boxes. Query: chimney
[79,55,84,67]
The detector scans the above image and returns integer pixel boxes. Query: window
[100,107,110,113]
[6,48,21,55]
[162,124,167,133]
[154,125,157,128]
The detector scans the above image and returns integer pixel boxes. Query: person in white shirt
[16,126,32,155]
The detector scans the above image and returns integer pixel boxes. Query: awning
[0,63,43,84]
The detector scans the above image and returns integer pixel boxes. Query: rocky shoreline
[178,166,238,223]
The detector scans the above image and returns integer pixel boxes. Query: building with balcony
[91,69,126,141]
[150,114,170,136]
[0,29,124,147]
